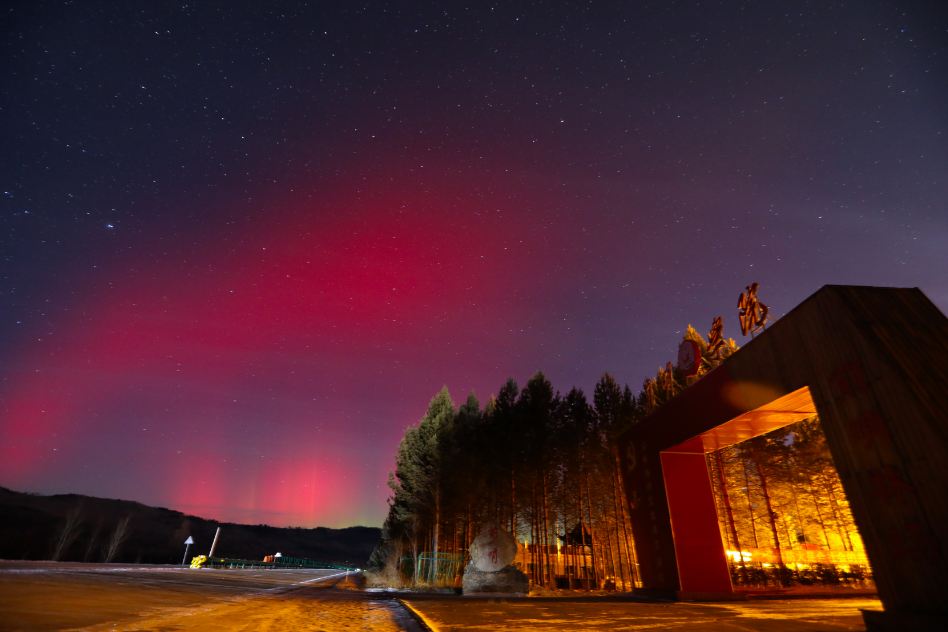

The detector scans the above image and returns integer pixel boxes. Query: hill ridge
[0,486,380,567]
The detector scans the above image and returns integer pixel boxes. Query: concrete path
[400,594,883,631]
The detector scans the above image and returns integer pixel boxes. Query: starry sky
[2,1,946,529]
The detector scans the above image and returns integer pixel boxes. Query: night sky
[2,1,946,529]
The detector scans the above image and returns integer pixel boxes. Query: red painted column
[660,451,733,594]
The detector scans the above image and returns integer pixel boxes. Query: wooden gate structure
[616,286,947,630]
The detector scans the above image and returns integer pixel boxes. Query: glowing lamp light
[726,550,753,562]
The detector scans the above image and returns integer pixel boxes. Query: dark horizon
[0,485,381,565]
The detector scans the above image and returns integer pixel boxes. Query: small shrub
[364,549,409,589]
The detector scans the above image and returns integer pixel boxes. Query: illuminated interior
[660,384,870,586]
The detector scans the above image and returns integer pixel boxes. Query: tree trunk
[789,479,809,547]
[597,481,615,588]
[619,500,638,587]
[601,525,613,588]
[570,505,578,586]
[466,507,473,550]
[610,464,628,589]
[536,484,544,586]
[410,522,421,586]
[584,473,600,589]
[715,452,747,583]
[605,521,617,588]
[614,455,638,587]
[578,481,590,590]
[103,516,131,564]
[530,481,540,586]
[542,469,551,586]
[83,522,101,562]
[752,446,783,565]
[826,479,854,551]
[430,489,440,584]
[51,504,84,562]
[709,456,731,549]
[806,482,833,550]
[740,454,760,548]
[511,470,516,536]
[780,512,795,551]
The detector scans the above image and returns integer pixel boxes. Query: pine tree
[388,386,455,583]
[519,371,558,586]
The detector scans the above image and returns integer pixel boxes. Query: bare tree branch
[83,522,101,562]
[50,502,83,561]
[103,516,132,563]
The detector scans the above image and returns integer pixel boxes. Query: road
[0,561,423,631]
[1,561,882,631]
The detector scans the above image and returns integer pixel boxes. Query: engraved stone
[462,522,529,595]
[469,521,517,572]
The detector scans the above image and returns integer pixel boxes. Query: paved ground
[402,594,883,631]
[0,561,882,631]
[0,562,422,632]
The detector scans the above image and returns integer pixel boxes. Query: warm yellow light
[725,550,753,562]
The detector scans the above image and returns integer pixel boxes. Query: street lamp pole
[208,527,221,558]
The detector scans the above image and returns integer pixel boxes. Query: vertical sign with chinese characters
[737,283,771,336]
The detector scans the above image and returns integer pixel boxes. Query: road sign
[182,536,194,566]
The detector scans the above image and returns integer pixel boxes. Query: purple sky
[1,1,946,528]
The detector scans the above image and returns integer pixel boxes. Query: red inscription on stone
[488,548,498,564]
[488,526,498,541]
[828,362,869,402]
[888,520,940,561]
[868,465,914,503]
[849,410,892,449]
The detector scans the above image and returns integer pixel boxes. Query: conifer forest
[372,327,872,591]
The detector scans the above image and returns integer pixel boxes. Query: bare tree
[405,512,423,586]
[103,516,132,563]
[83,522,102,562]
[50,503,83,561]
